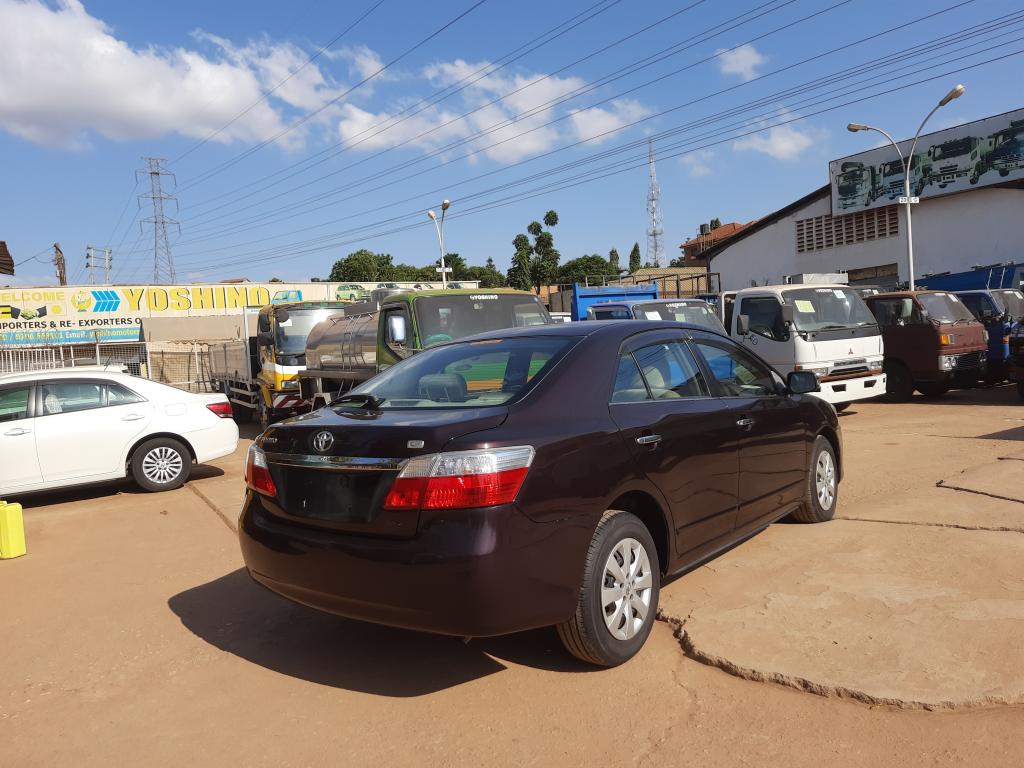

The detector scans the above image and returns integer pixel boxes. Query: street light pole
[847,84,965,290]
[427,199,451,289]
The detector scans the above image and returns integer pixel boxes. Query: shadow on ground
[15,465,226,509]
[169,569,593,697]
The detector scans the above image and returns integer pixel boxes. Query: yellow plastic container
[0,501,26,559]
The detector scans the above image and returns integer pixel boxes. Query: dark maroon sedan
[239,321,840,666]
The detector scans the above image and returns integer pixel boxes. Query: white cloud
[0,0,343,149]
[328,45,389,83]
[716,44,766,82]
[679,149,714,177]
[733,111,820,161]
[569,99,651,145]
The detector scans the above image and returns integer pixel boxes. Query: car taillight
[384,446,535,511]
[207,401,234,418]
[245,445,277,497]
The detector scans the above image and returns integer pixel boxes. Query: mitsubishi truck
[722,284,885,409]
[951,288,1024,382]
[299,289,551,407]
[876,155,921,201]
[208,301,349,426]
[864,290,986,399]
[988,119,1024,178]
[919,135,994,191]
[834,161,877,209]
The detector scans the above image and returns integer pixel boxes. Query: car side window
[622,341,709,400]
[739,296,788,340]
[39,381,105,416]
[611,354,648,402]
[0,386,32,423]
[106,383,145,405]
[694,341,777,397]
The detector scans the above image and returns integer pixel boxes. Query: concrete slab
[839,484,1024,533]
[658,520,1024,709]
[937,457,1024,504]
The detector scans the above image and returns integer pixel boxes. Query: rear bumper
[187,419,240,464]
[238,493,581,637]
[814,373,885,404]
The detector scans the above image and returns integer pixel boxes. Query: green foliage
[608,248,620,274]
[628,242,642,274]
[511,211,561,292]
[710,217,722,230]
[327,249,398,281]
[268,276,283,283]
[557,254,619,285]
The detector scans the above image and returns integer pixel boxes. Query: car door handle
[636,434,662,446]
[4,427,31,436]
[736,417,756,429]
[121,414,146,421]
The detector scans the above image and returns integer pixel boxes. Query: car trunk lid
[258,406,507,538]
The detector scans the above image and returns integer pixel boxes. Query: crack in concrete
[655,612,1024,712]
[184,483,237,534]
[836,515,1024,534]
[934,481,1024,506]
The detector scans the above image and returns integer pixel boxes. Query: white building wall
[711,187,1022,290]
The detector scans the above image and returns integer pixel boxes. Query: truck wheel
[884,361,914,401]
[917,382,949,398]
[1000,169,1010,177]
[790,436,838,524]
[257,399,271,429]
[556,510,660,667]
[132,438,191,492]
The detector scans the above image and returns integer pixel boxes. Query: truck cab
[921,136,993,191]
[587,298,726,335]
[864,291,986,399]
[835,161,876,209]
[725,284,885,408]
[953,289,1024,382]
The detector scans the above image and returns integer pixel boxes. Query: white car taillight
[384,446,535,511]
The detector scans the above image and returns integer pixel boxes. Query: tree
[608,248,620,274]
[710,217,722,230]
[511,210,561,292]
[328,249,379,281]
[268,276,283,283]
[557,254,618,285]
[436,252,467,280]
[628,242,642,274]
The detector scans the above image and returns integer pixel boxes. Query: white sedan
[0,369,239,495]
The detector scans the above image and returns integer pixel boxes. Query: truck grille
[954,351,983,369]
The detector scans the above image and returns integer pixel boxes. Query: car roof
[591,298,709,309]
[457,319,721,344]
[0,368,136,385]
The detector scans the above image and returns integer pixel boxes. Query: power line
[170,43,1024,274]
[137,158,180,283]
[170,0,387,165]
[177,0,492,193]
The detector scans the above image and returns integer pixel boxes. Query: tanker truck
[299,288,552,407]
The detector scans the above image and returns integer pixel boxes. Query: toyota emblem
[312,431,334,453]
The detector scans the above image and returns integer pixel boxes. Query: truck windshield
[784,287,877,332]
[414,294,551,347]
[348,336,574,409]
[275,309,342,355]
[993,290,1024,319]
[917,292,976,322]
[631,301,725,332]
[932,138,973,159]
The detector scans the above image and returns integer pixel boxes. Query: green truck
[299,288,552,407]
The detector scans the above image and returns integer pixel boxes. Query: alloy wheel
[141,446,184,485]
[816,450,836,510]
[601,538,653,641]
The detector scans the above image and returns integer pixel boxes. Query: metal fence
[0,341,214,392]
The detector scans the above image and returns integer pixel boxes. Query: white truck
[720,284,886,409]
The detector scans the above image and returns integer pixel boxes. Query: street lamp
[847,84,965,290]
[427,199,452,289]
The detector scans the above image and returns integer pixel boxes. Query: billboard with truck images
[829,107,1024,214]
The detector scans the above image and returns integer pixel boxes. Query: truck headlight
[939,355,957,370]
[868,359,883,373]
[280,379,300,390]
[794,364,829,379]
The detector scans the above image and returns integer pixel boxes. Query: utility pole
[646,140,664,269]
[137,157,180,284]
[85,245,112,284]
[53,243,66,286]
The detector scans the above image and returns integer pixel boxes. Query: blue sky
[2,0,1021,286]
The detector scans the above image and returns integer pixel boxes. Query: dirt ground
[3,387,1024,766]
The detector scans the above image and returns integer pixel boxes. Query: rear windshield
[917,292,976,322]
[414,294,551,347]
[348,336,574,409]
[631,302,725,332]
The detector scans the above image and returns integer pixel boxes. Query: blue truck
[563,283,659,322]
[919,265,1024,382]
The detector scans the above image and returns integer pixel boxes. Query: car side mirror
[257,330,273,346]
[275,308,290,323]
[787,370,820,394]
[387,315,408,346]
[780,303,795,325]
[736,314,750,336]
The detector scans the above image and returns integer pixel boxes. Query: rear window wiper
[330,393,385,409]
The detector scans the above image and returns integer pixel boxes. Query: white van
[721,284,885,408]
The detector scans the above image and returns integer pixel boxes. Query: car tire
[791,436,838,524]
[917,382,950,398]
[884,360,914,401]
[834,403,851,413]
[557,510,660,668]
[132,437,191,492]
